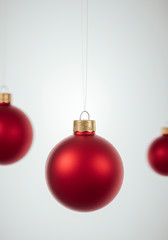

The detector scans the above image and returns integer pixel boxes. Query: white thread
[1,2,7,86]
[81,0,88,111]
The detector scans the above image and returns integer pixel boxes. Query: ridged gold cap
[73,120,96,132]
[0,93,11,103]
[73,111,96,132]
[162,127,168,135]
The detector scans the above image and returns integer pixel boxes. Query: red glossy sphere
[0,102,33,165]
[46,131,124,212]
[148,134,168,175]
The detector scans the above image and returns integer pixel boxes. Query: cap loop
[0,85,9,93]
[80,111,90,120]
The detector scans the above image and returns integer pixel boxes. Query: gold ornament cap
[73,111,96,132]
[162,127,168,135]
[0,93,11,104]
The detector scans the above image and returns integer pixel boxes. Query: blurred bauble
[148,127,168,176]
[0,93,33,165]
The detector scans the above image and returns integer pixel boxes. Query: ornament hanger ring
[0,85,9,93]
[80,111,90,120]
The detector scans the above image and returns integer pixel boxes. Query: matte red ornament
[0,93,33,165]
[148,127,168,176]
[46,114,124,212]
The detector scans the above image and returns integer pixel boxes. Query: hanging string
[1,1,7,90]
[81,0,88,111]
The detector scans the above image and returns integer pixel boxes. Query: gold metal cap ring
[162,127,168,135]
[73,111,96,132]
[0,93,11,104]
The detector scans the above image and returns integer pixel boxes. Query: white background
[0,0,168,239]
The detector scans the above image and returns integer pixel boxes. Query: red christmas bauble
[148,128,168,176]
[0,93,33,165]
[46,118,123,212]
